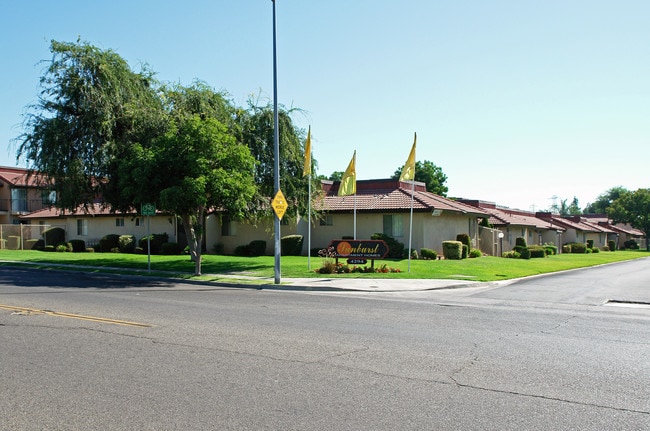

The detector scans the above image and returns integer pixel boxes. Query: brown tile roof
[316,179,487,216]
[0,166,46,187]
[19,203,140,219]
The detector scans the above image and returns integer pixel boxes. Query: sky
[1,1,648,212]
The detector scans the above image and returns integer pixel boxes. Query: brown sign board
[327,239,389,259]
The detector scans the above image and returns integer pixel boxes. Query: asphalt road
[1,261,648,430]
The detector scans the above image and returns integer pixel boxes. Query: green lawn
[0,249,647,283]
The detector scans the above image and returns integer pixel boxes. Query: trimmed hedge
[139,233,169,254]
[161,242,182,255]
[568,242,587,254]
[119,235,136,253]
[528,246,547,258]
[469,248,482,258]
[100,234,121,252]
[69,239,86,252]
[281,235,304,256]
[515,237,527,248]
[608,240,616,251]
[371,233,404,259]
[442,241,462,260]
[420,248,438,260]
[456,233,471,253]
[248,240,267,257]
[43,227,65,246]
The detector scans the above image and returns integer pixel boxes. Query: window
[116,218,125,227]
[41,190,56,206]
[320,215,334,226]
[11,188,27,212]
[383,215,404,237]
[77,219,88,236]
[135,217,142,227]
[221,216,236,236]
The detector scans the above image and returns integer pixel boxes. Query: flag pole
[354,193,357,240]
[407,178,414,272]
[307,173,311,269]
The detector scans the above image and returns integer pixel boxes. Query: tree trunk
[181,211,204,276]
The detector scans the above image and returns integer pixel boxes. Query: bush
[248,240,267,257]
[442,241,463,260]
[515,237,527,248]
[139,233,169,254]
[234,244,250,256]
[56,242,72,252]
[600,245,610,252]
[212,242,225,254]
[403,248,418,259]
[569,242,587,254]
[420,248,437,260]
[608,240,616,251]
[371,233,404,259]
[161,242,182,255]
[528,246,547,258]
[623,239,639,250]
[544,245,558,255]
[69,239,86,252]
[562,244,571,253]
[43,227,65,246]
[461,244,469,259]
[502,250,520,258]
[456,233,471,252]
[118,235,136,253]
[85,247,95,253]
[281,235,304,256]
[591,247,600,253]
[25,239,40,250]
[100,234,121,252]
[586,239,594,249]
[469,248,482,258]
[44,245,56,252]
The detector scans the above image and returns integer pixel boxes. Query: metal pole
[272,0,281,284]
[307,175,311,270]
[147,215,151,272]
[407,179,414,272]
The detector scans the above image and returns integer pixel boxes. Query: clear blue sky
[1,1,648,211]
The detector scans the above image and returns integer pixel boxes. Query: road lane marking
[0,304,152,327]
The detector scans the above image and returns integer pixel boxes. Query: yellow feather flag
[399,132,417,182]
[338,151,356,196]
[303,126,311,177]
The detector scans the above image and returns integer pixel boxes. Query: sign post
[141,203,156,272]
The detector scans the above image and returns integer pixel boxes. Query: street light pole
[272,0,281,284]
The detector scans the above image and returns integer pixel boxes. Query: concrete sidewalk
[261,277,483,292]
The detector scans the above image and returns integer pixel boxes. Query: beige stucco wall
[23,215,177,246]
[205,214,299,255]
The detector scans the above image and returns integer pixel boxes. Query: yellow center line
[0,304,152,328]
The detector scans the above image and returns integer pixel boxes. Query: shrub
[608,240,616,251]
[502,250,520,258]
[569,242,587,254]
[161,242,182,255]
[591,247,600,253]
[544,245,558,255]
[371,233,404,259]
[248,240,267,257]
[623,239,639,250]
[44,245,56,252]
[600,245,609,252]
[586,239,594,249]
[56,242,72,252]
[456,233,472,252]
[234,244,250,256]
[85,247,95,253]
[212,242,225,254]
[25,239,40,250]
[420,248,437,260]
[528,246,547,258]
[118,235,136,253]
[281,235,304,256]
[515,237,527,248]
[100,234,121,252]
[403,248,418,259]
[469,248,482,258]
[139,233,169,254]
[562,245,571,253]
[442,241,463,260]
[461,244,469,259]
[43,227,65,246]
[69,239,86,252]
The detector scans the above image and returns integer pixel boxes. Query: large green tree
[17,39,164,208]
[583,186,628,214]
[237,102,312,218]
[607,188,650,251]
[392,160,448,196]
[17,41,257,274]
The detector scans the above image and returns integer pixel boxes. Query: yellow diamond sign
[271,189,288,220]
